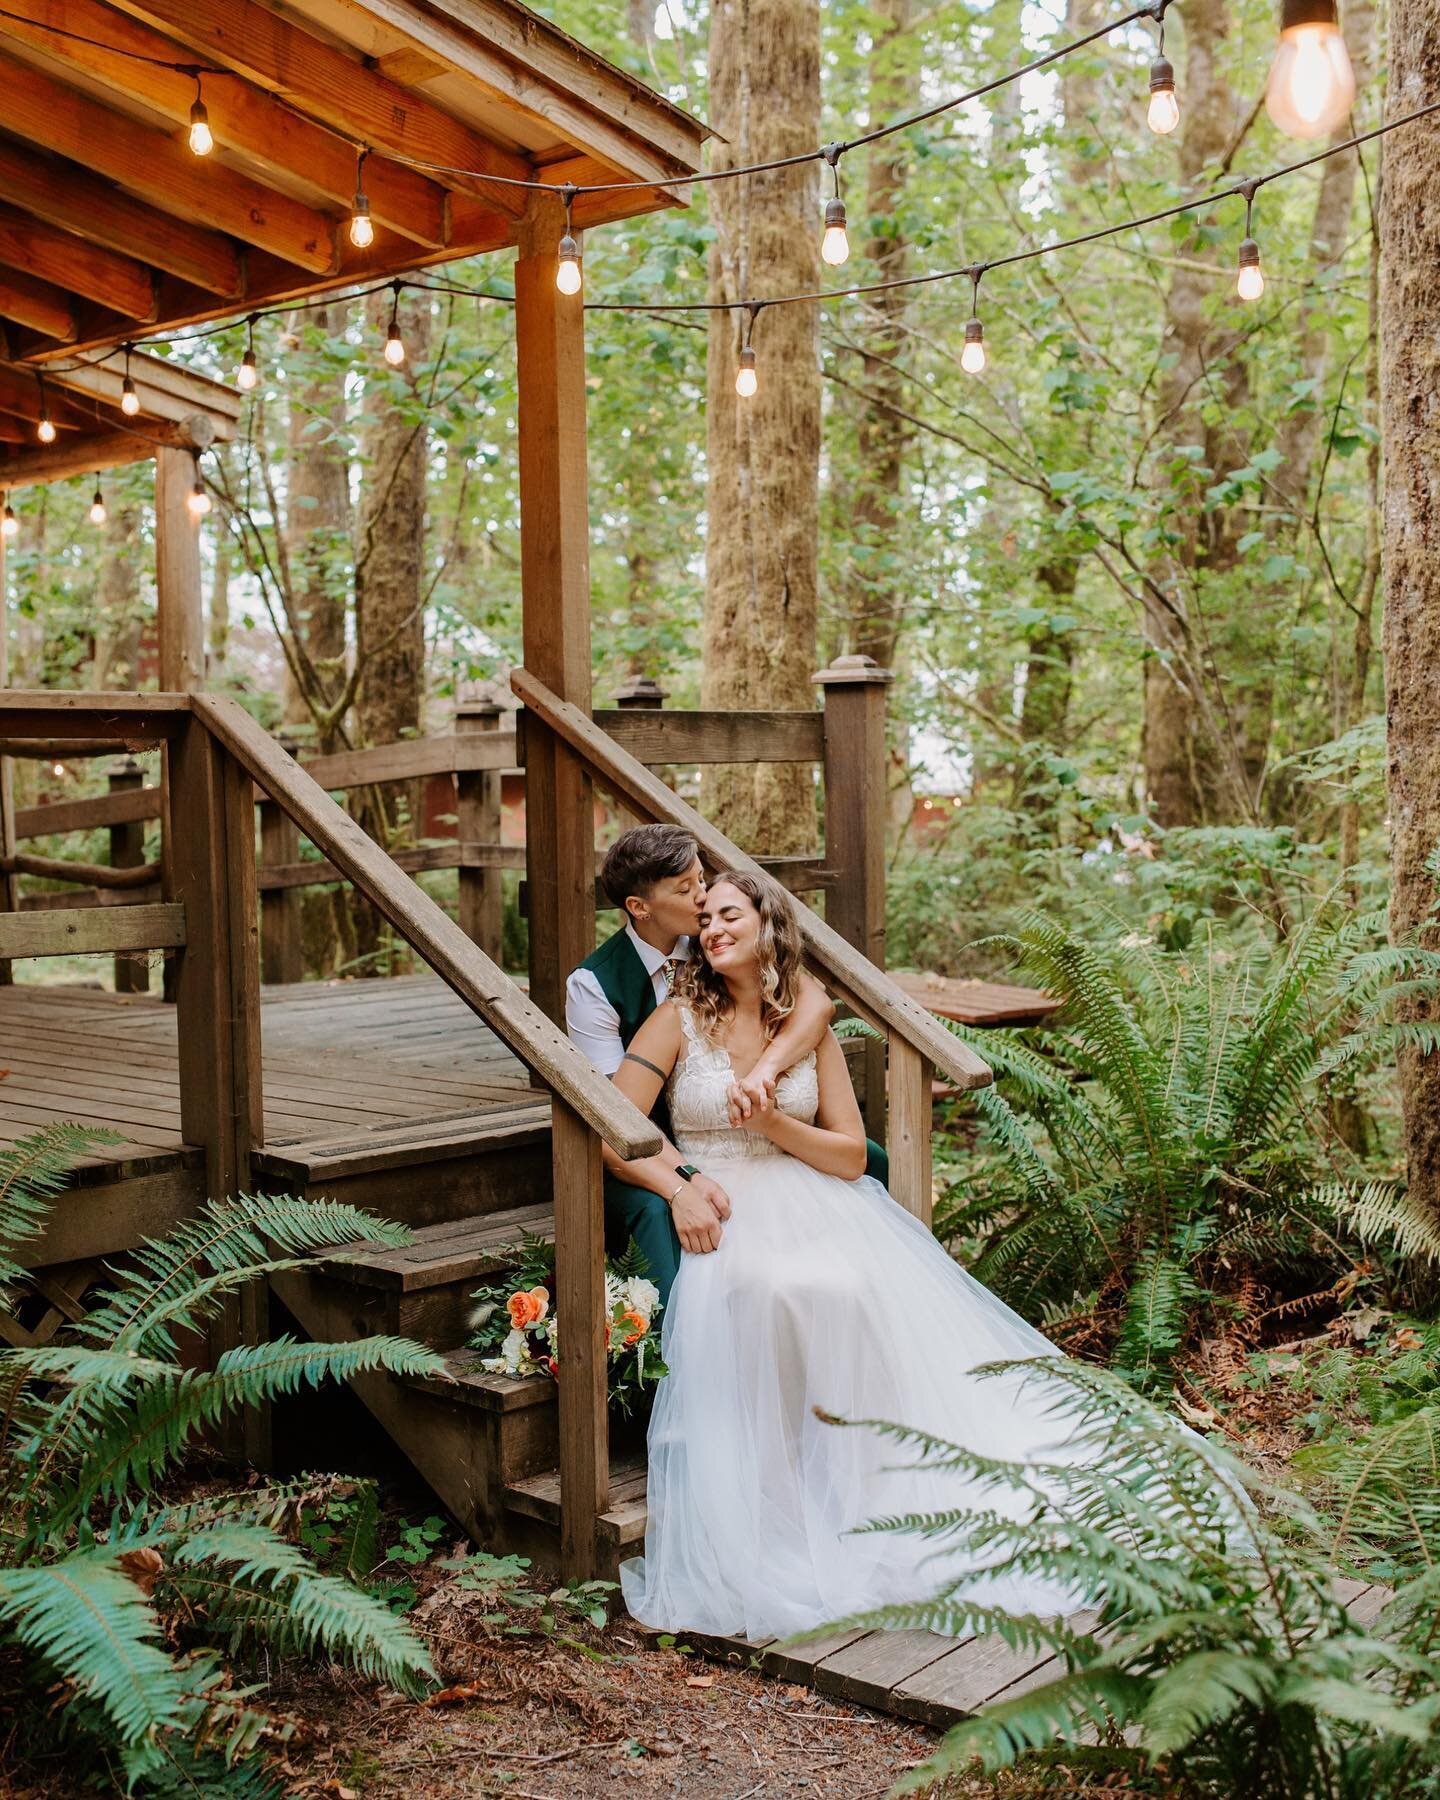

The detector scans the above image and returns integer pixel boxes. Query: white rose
[623,1276,660,1318]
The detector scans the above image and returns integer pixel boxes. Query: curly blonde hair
[672,866,804,1045]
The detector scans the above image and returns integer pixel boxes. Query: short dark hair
[600,824,699,909]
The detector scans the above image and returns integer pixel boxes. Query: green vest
[581,926,676,1139]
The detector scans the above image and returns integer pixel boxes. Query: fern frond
[1318,1181,1440,1265]
[1137,1649,1275,1755]
[0,1124,121,1291]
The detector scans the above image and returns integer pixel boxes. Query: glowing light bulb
[556,232,582,295]
[821,197,849,267]
[349,195,374,249]
[237,348,258,391]
[37,416,56,444]
[187,481,211,519]
[52,763,64,778]
[1265,4,1355,140]
[188,100,213,156]
[735,345,758,398]
[1,505,16,539]
[384,322,406,366]
[1147,55,1180,134]
[89,489,107,526]
[120,376,140,416]
[1236,237,1265,301]
[961,318,986,374]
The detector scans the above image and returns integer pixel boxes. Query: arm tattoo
[622,1050,668,1081]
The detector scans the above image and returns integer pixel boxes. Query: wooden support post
[155,447,206,693]
[887,1034,934,1226]
[165,715,266,1461]
[815,654,893,1141]
[456,693,504,962]
[0,529,15,987]
[515,189,604,1576]
[259,738,301,984]
[108,758,149,993]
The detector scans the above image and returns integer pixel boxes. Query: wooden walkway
[1,972,535,1178]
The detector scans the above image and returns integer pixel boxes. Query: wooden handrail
[1,851,159,889]
[192,694,662,1163]
[509,667,994,1096]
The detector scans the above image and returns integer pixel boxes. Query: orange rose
[507,1286,550,1330]
[620,1309,649,1346]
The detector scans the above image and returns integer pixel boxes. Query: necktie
[661,957,679,990]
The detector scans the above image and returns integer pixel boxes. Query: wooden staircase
[265,1158,647,1575]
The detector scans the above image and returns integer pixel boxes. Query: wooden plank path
[635,1576,1392,1730]
[0,972,537,1176]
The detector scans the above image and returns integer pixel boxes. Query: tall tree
[1379,0,1440,1218]
[701,0,822,854]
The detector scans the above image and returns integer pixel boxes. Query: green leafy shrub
[0,1123,447,1794]
[931,901,1440,1390]
[827,1359,1440,1799]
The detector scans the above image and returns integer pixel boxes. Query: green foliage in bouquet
[469,1232,667,1416]
[0,1123,446,1794]
[926,897,1440,1391]
[824,1359,1440,1799]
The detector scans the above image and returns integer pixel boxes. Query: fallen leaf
[117,1548,164,1597]
[783,1683,808,1700]
[320,1785,358,1799]
[422,1681,484,1708]
[1347,1305,1385,1343]
[685,1675,715,1688]
[1393,1326,1424,1351]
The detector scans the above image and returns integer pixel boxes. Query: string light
[960,266,987,373]
[383,282,406,365]
[820,145,849,267]
[556,185,582,295]
[1235,182,1264,300]
[36,378,55,443]
[188,75,213,156]
[89,476,107,526]
[1266,0,1356,139]
[1,495,16,539]
[187,456,211,520]
[735,306,760,398]
[349,147,375,249]
[1147,10,1180,135]
[120,342,140,416]
[237,315,258,391]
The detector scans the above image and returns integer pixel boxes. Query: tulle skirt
[619,1156,1091,1640]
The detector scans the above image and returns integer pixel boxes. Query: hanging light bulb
[961,317,987,374]
[188,75,213,156]
[187,457,211,520]
[121,375,140,416]
[237,317,259,392]
[384,317,406,366]
[1147,53,1179,134]
[1236,235,1265,300]
[555,186,582,295]
[1265,0,1356,139]
[1,496,16,539]
[821,197,850,267]
[735,344,758,398]
[349,148,375,248]
[89,479,107,527]
[37,412,55,445]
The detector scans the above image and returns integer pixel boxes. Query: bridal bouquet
[467,1232,667,1416]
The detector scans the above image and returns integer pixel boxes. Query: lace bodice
[666,1004,818,1162]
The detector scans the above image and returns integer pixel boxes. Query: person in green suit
[565,824,889,1304]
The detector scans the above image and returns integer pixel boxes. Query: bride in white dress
[608,867,1093,1640]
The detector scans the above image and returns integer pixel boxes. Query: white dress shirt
[565,922,692,1075]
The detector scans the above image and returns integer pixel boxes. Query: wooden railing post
[0,529,15,987]
[108,757,148,994]
[455,693,504,962]
[815,654,893,1143]
[165,714,265,1461]
[552,1097,608,1577]
[887,1033,934,1225]
[259,737,301,985]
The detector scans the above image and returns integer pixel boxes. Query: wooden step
[255,1101,548,1182]
[505,1456,650,1553]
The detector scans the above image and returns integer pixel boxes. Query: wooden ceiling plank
[0,366,102,430]
[0,142,240,296]
[112,0,534,219]
[330,0,706,187]
[51,352,240,439]
[0,0,447,249]
[0,422,214,487]
[0,201,157,320]
[0,49,339,275]
[0,269,77,342]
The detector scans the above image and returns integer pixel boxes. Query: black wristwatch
[675,1162,701,1182]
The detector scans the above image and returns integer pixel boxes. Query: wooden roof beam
[0,202,157,320]
[0,269,76,343]
[0,366,102,431]
[51,352,240,441]
[0,140,240,296]
[0,418,217,488]
[112,0,534,220]
[0,51,339,274]
[0,0,448,250]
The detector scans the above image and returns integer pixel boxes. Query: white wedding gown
[620,1006,1091,1640]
